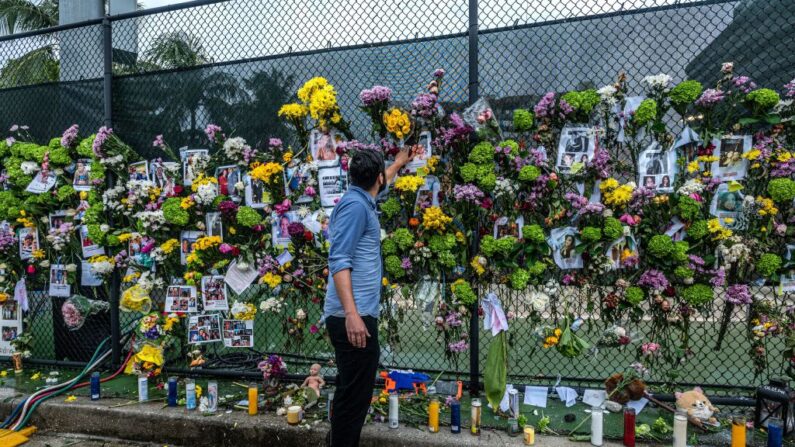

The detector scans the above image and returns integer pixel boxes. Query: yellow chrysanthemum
[282,152,293,163]
[232,302,257,321]
[600,179,634,208]
[159,239,179,254]
[297,77,330,103]
[777,151,792,163]
[427,156,440,173]
[470,256,486,276]
[278,103,308,121]
[756,196,778,216]
[686,161,700,173]
[118,233,132,243]
[249,162,284,184]
[422,206,452,232]
[180,197,194,209]
[262,272,282,288]
[123,271,141,283]
[79,191,89,200]
[308,85,338,121]
[383,108,411,140]
[393,175,426,193]
[698,155,718,163]
[742,149,761,161]
[190,174,218,192]
[707,218,732,240]
[193,235,221,252]
[32,249,45,260]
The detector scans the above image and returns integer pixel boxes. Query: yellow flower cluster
[756,196,778,216]
[777,151,792,163]
[249,162,284,184]
[743,149,761,161]
[118,233,132,243]
[89,255,114,265]
[159,238,179,254]
[123,271,141,283]
[383,108,411,140]
[232,302,257,320]
[32,249,45,260]
[148,187,161,202]
[600,178,634,208]
[394,175,426,193]
[698,155,718,163]
[297,77,330,103]
[707,218,732,240]
[262,272,282,288]
[191,174,218,192]
[194,235,222,251]
[180,196,194,209]
[278,103,308,121]
[162,314,180,331]
[16,210,34,227]
[282,151,293,163]
[422,206,452,232]
[543,328,562,348]
[426,156,440,173]
[470,256,486,276]
[686,161,700,174]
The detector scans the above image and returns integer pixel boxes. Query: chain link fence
[1,0,794,393]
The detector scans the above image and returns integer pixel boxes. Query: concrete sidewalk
[0,396,652,447]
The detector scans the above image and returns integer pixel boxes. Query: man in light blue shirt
[324,147,411,447]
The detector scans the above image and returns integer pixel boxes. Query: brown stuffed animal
[675,387,719,426]
[604,373,646,404]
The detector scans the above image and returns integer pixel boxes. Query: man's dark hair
[348,149,385,189]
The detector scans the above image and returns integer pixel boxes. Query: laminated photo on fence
[413,175,440,216]
[128,161,149,182]
[638,142,676,193]
[711,135,751,181]
[181,149,209,186]
[284,163,314,203]
[310,130,340,167]
[271,211,300,249]
[151,160,179,196]
[25,170,56,194]
[318,166,348,208]
[548,227,583,269]
[79,225,104,258]
[556,126,595,174]
[48,264,70,297]
[0,300,21,355]
[710,183,744,229]
[201,275,229,312]
[188,314,222,344]
[222,319,254,348]
[215,165,242,201]
[403,130,432,174]
[165,285,198,313]
[244,174,268,209]
[72,158,91,191]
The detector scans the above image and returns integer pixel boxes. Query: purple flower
[61,124,79,148]
[274,199,292,215]
[638,269,670,290]
[785,78,795,98]
[204,124,223,143]
[453,184,484,205]
[725,284,752,305]
[587,149,611,179]
[447,339,469,353]
[152,134,165,148]
[92,126,113,158]
[258,255,278,275]
[564,192,604,216]
[445,312,463,327]
[287,222,305,238]
[359,86,392,106]
[9,125,18,132]
[732,76,756,94]
[695,88,725,108]
[5,137,14,147]
[434,69,445,78]
[411,93,438,118]
[440,113,473,146]
[269,138,282,148]
[710,267,726,287]
[534,92,556,118]
[401,257,412,269]
[304,186,316,197]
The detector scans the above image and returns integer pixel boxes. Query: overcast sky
[140,0,195,8]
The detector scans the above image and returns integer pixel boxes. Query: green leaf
[738,117,760,126]
[484,331,508,411]
[764,114,782,124]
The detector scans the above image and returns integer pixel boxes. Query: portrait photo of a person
[660,175,671,189]
[644,176,656,189]
[565,130,588,153]
[560,234,576,260]
[720,139,743,167]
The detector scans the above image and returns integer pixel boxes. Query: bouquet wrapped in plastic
[61,294,110,330]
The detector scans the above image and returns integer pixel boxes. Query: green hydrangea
[0,191,21,221]
[767,178,795,203]
[478,173,497,191]
[5,156,32,187]
[757,253,782,278]
[581,226,602,243]
[510,268,530,290]
[48,147,71,166]
[106,234,121,246]
[382,238,398,256]
[527,260,546,276]
[746,88,781,111]
[468,142,494,164]
[86,224,105,244]
[498,139,520,157]
[647,234,674,258]
[673,241,690,263]
[56,185,76,202]
[437,251,456,268]
[82,203,104,225]
[384,255,405,278]
[669,80,703,107]
[518,165,540,182]
[380,197,402,219]
[674,266,694,280]
[89,160,105,182]
[451,280,477,306]
[561,89,600,115]
[522,224,546,244]
[625,286,645,306]
[603,217,623,241]
[429,233,456,252]
[480,235,517,257]
[392,228,415,251]
[513,109,534,132]
[77,135,95,158]
[682,284,713,307]
[236,206,261,228]
[633,99,657,127]
[162,197,190,226]
[677,195,702,221]
[460,163,478,183]
[687,220,708,240]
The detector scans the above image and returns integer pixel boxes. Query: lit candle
[388,393,399,429]
[428,398,440,433]
[287,405,302,425]
[523,425,535,445]
[248,386,258,416]
[672,409,687,447]
[731,416,746,447]
[768,417,784,447]
[590,407,603,446]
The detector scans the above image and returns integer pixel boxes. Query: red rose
[304,230,314,241]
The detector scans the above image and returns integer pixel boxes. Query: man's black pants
[326,316,379,447]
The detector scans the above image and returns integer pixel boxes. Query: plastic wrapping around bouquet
[51,296,111,362]
[61,294,111,331]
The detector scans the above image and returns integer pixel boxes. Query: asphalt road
[25,432,183,447]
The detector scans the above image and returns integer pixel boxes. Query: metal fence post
[468,0,480,396]
[102,16,121,368]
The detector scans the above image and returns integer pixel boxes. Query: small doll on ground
[302,363,325,397]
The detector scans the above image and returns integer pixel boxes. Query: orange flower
[409,217,420,227]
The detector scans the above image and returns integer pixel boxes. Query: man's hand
[393,146,415,168]
[345,312,370,348]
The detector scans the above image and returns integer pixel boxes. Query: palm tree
[0,44,57,87]
[234,68,295,146]
[0,0,57,35]
[144,31,211,69]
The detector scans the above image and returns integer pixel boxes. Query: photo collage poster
[711,135,751,181]
[222,319,254,348]
[638,141,676,193]
[188,314,222,344]
[201,275,229,312]
[493,215,524,239]
[547,226,584,269]
[0,299,22,355]
[151,160,180,197]
[414,175,440,216]
[165,285,198,313]
[556,126,595,174]
[710,183,744,230]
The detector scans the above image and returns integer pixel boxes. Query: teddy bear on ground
[604,372,646,405]
[675,387,719,426]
